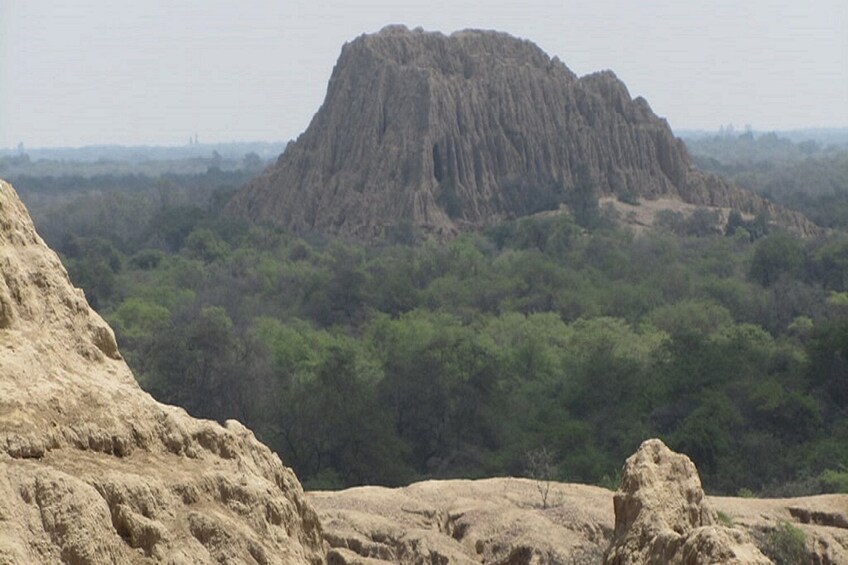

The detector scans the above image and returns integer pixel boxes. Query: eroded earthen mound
[0,179,323,563]
[228,25,816,239]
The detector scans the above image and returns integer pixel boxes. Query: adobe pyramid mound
[228,25,815,239]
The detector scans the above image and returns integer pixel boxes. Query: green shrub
[737,487,756,498]
[616,190,640,206]
[716,511,733,527]
[598,471,621,492]
[820,469,848,493]
[758,522,807,565]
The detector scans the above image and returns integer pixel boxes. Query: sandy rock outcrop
[309,478,614,564]
[311,440,848,564]
[712,494,848,565]
[0,178,323,563]
[228,25,816,239]
[603,439,769,564]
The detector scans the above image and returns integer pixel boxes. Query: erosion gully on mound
[227,25,818,241]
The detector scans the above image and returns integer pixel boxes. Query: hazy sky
[2,0,846,148]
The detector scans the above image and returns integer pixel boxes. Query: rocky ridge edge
[0,178,324,564]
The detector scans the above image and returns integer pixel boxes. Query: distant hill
[228,25,816,239]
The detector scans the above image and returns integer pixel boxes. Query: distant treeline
[0,141,286,180]
[10,147,848,497]
[0,140,287,163]
[679,127,848,149]
[684,132,848,229]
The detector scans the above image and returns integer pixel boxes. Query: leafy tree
[184,228,230,262]
[812,237,848,291]
[368,312,503,475]
[62,236,124,309]
[749,232,804,287]
[147,205,206,252]
[806,320,848,414]
[669,392,742,482]
[757,522,808,565]
[304,243,368,327]
[242,151,263,171]
[647,300,733,337]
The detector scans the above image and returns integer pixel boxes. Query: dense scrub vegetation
[10,136,848,495]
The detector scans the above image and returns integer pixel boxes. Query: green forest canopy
[9,134,848,494]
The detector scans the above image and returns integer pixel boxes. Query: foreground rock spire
[603,439,768,565]
[0,178,323,563]
[228,25,815,239]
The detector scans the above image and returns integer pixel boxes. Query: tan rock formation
[310,440,848,564]
[603,439,769,564]
[0,178,324,563]
[228,25,817,239]
[712,494,848,565]
[309,477,614,564]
